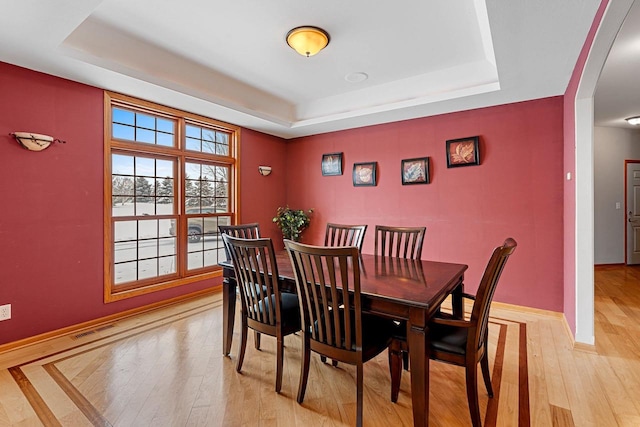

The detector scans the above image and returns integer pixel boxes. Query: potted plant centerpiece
[273,206,313,242]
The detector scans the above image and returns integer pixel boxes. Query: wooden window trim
[103,91,241,302]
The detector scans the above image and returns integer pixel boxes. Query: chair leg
[356,362,364,427]
[254,331,261,350]
[402,351,409,371]
[480,350,493,398]
[389,346,402,403]
[236,317,248,372]
[465,361,482,427]
[297,333,311,403]
[275,335,284,393]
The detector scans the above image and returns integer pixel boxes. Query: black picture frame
[401,157,430,185]
[321,152,343,176]
[446,136,480,168]
[353,162,377,186]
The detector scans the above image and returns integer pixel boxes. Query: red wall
[238,129,287,240]
[0,60,566,345]
[285,98,565,311]
[0,62,286,345]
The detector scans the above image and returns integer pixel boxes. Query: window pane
[115,221,136,242]
[202,140,216,154]
[136,128,155,144]
[158,238,176,256]
[216,143,229,156]
[112,176,133,197]
[216,198,228,212]
[202,129,215,142]
[114,261,137,284]
[156,159,173,178]
[139,239,158,259]
[185,163,201,179]
[186,137,201,151]
[113,108,135,125]
[138,220,158,239]
[157,118,174,133]
[113,123,135,141]
[114,241,136,263]
[185,198,200,210]
[136,157,155,177]
[159,219,174,238]
[159,256,176,275]
[112,154,134,175]
[203,250,218,268]
[216,132,228,144]
[157,132,173,147]
[186,125,201,138]
[138,259,158,280]
[136,113,155,130]
[201,165,215,181]
[156,179,174,211]
[188,252,203,270]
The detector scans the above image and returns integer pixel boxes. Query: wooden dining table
[220,251,468,427]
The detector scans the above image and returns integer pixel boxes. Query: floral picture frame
[446,136,480,168]
[353,162,377,186]
[401,157,430,185]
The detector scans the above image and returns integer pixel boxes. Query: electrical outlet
[0,304,11,321]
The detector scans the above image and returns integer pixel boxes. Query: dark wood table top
[221,251,468,313]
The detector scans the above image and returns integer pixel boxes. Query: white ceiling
[595,0,640,129]
[1,0,607,139]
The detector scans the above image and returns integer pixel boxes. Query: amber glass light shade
[286,26,330,57]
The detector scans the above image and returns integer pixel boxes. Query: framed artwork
[446,136,480,168]
[321,152,343,176]
[401,157,430,185]
[353,162,377,186]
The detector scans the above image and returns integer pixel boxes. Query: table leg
[452,279,464,319]
[222,276,237,356]
[408,308,429,427]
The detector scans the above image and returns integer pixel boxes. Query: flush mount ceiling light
[626,116,640,125]
[286,26,330,57]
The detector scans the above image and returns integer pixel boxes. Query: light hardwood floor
[0,265,639,426]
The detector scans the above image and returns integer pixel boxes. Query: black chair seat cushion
[312,311,397,360]
[428,322,468,356]
[255,293,301,331]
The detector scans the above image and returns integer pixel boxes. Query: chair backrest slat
[325,223,368,250]
[223,235,280,327]
[374,225,426,259]
[286,241,361,354]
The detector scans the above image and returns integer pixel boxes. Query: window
[104,92,239,301]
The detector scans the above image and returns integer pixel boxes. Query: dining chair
[374,225,426,369]
[324,223,368,250]
[374,225,426,259]
[219,222,260,240]
[389,238,517,427]
[219,223,263,349]
[284,240,402,427]
[222,234,301,393]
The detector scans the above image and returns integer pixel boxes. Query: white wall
[594,126,640,264]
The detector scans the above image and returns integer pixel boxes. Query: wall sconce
[10,132,66,152]
[258,166,272,176]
